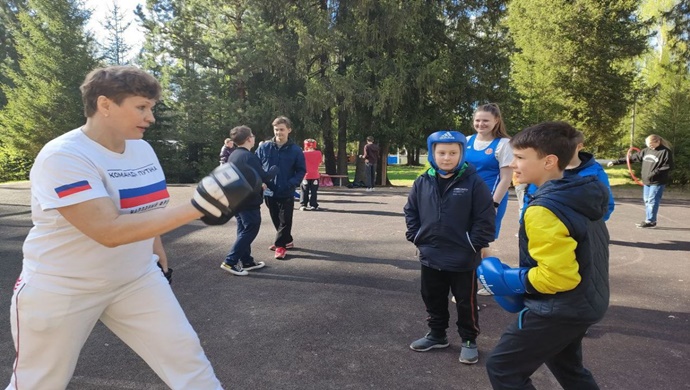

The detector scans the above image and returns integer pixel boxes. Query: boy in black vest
[480,122,610,389]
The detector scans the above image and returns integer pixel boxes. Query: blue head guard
[427,130,467,175]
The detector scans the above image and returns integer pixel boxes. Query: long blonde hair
[646,134,672,149]
[474,103,509,139]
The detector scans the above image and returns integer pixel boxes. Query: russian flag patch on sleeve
[55,180,92,198]
[119,180,169,209]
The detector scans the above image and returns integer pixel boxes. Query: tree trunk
[379,141,389,186]
[336,98,349,180]
[322,108,337,175]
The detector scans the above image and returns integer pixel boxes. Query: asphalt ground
[0,182,688,390]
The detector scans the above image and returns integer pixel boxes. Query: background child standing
[524,130,615,222]
[300,139,323,211]
[404,130,495,365]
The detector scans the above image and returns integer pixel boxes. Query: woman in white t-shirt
[6,66,259,390]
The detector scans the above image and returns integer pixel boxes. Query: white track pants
[6,269,222,390]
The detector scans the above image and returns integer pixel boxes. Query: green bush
[0,145,33,182]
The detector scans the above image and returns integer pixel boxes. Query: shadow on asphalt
[611,239,690,251]
[588,305,690,345]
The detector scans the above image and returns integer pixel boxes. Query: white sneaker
[477,287,493,296]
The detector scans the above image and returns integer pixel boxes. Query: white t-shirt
[468,136,513,168]
[22,128,170,294]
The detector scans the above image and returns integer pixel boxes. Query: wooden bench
[319,173,349,186]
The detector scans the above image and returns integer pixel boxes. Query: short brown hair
[272,116,292,129]
[230,125,253,145]
[510,121,579,171]
[80,66,161,117]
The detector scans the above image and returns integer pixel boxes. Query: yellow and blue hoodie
[520,174,610,324]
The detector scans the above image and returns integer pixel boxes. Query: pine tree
[0,0,98,164]
[0,0,24,109]
[100,1,133,65]
[506,0,649,148]
[637,0,690,184]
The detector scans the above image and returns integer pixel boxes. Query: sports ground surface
[0,182,688,389]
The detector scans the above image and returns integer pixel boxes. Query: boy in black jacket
[404,130,495,364]
[221,125,276,276]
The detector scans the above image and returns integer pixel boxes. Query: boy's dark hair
[510,121,579,171]
[573,130,585,145]
[80,66,161,117]
[272,116,292,129]
[230,125,253,145]
[366,136,374,142]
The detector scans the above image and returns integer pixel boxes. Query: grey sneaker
[636,221,656,228]
[220,262,248,276]
[242,261,265,271]
[459,340,478,364]
[409,332,449,352]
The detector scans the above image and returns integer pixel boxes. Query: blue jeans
[224,208,261,265]
[643,184,665,223]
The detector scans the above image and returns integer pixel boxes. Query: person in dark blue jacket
[255,116,307,259]
[404,130,495,365]
[523,131,614,222]
[220,125,277,276]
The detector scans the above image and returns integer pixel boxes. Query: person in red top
[300,139,323,211]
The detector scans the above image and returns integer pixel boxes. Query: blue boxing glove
[477,257,529,296]
[494,295,525,313]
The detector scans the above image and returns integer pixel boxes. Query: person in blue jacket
[523,131,615,222]
[404,131,495,365]
[220,125,278,276]
[255,116,307,260]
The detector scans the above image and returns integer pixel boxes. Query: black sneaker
[242,261,266,271]
[409,332,449,352]
[220,262,248,276]
[636,221,657,228]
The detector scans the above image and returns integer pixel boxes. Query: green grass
[387,164,427,186]
[351,164,642,189]
[605,166,637,186]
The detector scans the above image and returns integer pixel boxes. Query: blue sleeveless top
[466,135,502,194]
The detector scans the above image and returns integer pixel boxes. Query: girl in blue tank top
[466,103,513,240]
